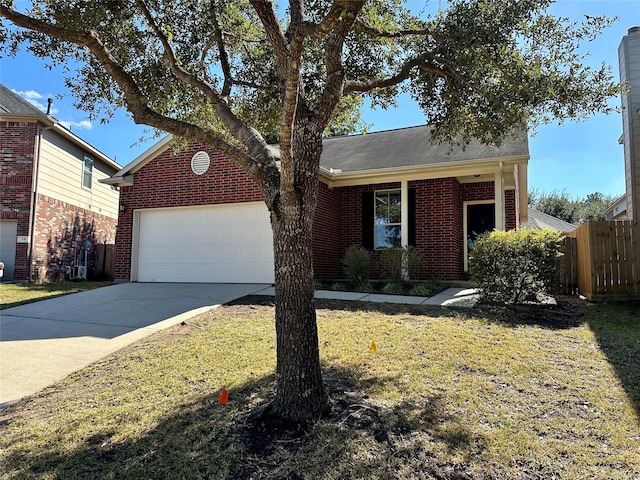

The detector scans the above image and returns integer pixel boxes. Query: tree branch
[209,1,233,98]
[302,0,355,40]
[343,52,482,100]
[249,0,289,82]
[133,0,279,173]
[315,0,364,129]
[1,4,281,206]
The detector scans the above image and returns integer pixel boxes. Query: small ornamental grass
[469,229,564,304]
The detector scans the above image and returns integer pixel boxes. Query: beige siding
[37,128,119,218]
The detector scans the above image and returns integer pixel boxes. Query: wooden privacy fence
[93,243,115,280]
[560,220,640,301]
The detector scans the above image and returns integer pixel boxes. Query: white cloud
[59,119,93,131]
[12,88,59,114]
[12,89,91,130]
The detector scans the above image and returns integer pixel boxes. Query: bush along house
[0,84,121,282]
[102,125,528,284]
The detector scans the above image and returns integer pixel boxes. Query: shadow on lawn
[3,367,482,480]
[584,302,640,419]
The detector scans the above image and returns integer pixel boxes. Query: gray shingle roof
[320,125,528,172]
[0,84,45,116]
[520,208,577,233]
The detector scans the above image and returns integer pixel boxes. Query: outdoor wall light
[119,203,126,213]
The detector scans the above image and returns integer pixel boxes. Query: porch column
[401,180,409,247]
[494,168,505,231]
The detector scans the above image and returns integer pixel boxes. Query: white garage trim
[132,203,274,283]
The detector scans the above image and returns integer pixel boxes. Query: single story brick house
[0,84,121,282]
[103,125,528,284]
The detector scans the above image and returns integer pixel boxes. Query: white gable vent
[191,151,210,175]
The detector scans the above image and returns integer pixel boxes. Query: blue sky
[1,0,639,199]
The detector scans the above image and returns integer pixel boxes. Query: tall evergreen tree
[2,0,621,420]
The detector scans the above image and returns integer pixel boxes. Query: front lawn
[0,298,638,479]
[0,281,113,309]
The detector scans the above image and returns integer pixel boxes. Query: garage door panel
[136,203,274,283]
[0,221,17,281]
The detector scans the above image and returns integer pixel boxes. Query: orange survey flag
[218,388,229,405]
[369,340,377,353]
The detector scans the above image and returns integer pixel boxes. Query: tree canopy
[1,0,624,421]
[529,189,621,225]
[1,1,621,161]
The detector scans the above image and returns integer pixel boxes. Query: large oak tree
[1,0,621,421]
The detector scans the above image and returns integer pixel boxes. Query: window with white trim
[82,156,93,189]
[374,190,402,249]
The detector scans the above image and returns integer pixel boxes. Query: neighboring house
[619,26,640,221]
[104,125,529,284]
[520,208,577,234]
[603,193,628,221]
[0,84,121,282]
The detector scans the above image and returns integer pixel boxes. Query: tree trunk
[270,207,329,421]
[268,130,329,422]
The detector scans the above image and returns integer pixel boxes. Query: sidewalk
[253,286,479,308]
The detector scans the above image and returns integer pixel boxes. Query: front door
[465,203,495,270]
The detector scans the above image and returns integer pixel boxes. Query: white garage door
[0,221,17,281]
[135,203,274,283]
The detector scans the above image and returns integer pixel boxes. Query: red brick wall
[412,178,463,280]
[461,181,494,202]
[1,121,37,280]
[114,142,265,281]
[33,194,117,281]
[312,182,343,279]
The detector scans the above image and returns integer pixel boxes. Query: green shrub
[342,244,372,289]
[354,282,375,293]
[382,282,407,295]
[379,246,423,284]
[408,281,442,297]
[469,228,564,305]
[330,282,348,291]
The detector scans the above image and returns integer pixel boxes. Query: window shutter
[362,191,374,250]
[409,188,416,247]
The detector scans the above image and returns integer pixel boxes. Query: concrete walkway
[254,286,479,308]
[0,283,477,409]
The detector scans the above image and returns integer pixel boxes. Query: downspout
[494,161,505,231]
[401,180,409,280]
[28,124,44,283]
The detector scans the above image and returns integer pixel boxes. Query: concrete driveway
[0,282,269,408]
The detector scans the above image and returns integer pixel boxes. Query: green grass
[0,297,639,479]
[0,281,113,309]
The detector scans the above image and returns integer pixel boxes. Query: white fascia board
[111,134,174,178]
[320,155,529,188]
[100,174,135,186]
